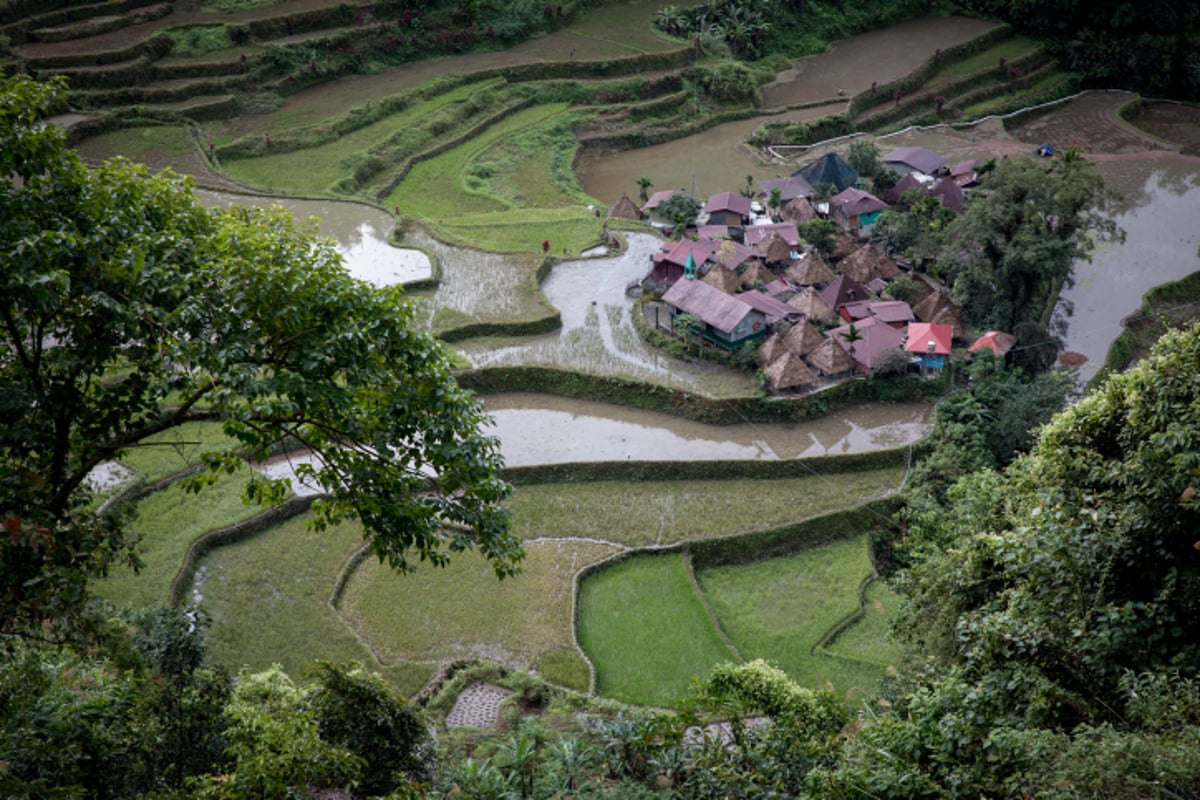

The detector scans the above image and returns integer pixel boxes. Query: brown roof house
[830,317,907,372]
[647,239,720,289]
[883,146,946,177]
[787,286,837,322]
[745,222,802,250]
[930,178,965,213]
[662,278,768,348]
[759,175,816,204]
[737,289,801,325]
[820,274,871,313]
[753,232,794,265]
[642,189,681,225]
[829,187,889,237]
[785,252,836,286]
[609,193,641,221]
[704,191,753,228]
[883,172,925,205]
[700,260,743,294]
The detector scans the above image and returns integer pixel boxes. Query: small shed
[930,178,965,213]
[757,332,788,366]
[912,290,965,339]
[754,232,793,265]
[781,196,819,223]
[884,172,925,205]
[883,146,946,176]
[642,189,681,225]
[838,243,902,283]
[820,274,871,312]
[701,261,741,294]
[704,191,753,227]
[782,319,825,356]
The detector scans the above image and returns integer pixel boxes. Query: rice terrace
[9,0,1200,762]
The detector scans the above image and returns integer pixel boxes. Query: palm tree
[839,322,864,369]
[637,175,653,203]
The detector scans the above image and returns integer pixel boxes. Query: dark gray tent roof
[793,152,859,193]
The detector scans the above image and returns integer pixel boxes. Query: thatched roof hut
[608,193,641,221]
[786,286,836,322]
[785,252,835,286]
[755,232,793,264]
[807,336,858,376]
[701,263,741,294]
[831,230,859,259]
[782,319,824,356]
[782,197,818,223]
[757,332,787,366]
[738,262,776,291]
[838,244,902,283]
[766,350,819,392]
[913,290,965,338]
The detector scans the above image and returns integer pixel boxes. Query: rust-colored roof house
[662,278,768,346]
[930,177,965,212]
[609,193,641,221]
[745,222,802,249]
[883,172,924,205]
[648,239,721,288]
[829,317,907,371]
[738,289,802,325]
[704,191,753,227]
[759,176,815,203]
[883,146,946,176]
[820,274,871,312]
[829,187,889,235]
[969,330,1017,356]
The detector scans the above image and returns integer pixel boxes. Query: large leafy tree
[938,154,1121,332]
[0,75,521,641]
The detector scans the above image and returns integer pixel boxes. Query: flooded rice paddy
[195,190,432,285]
[1055,159,1200,382]
[485,394,932,466]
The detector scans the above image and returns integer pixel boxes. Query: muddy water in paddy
[760,16,998,107]
[1055,159,1200,382]
[485,394,932,466]
[194,190,431,284]
[456,233,754,393]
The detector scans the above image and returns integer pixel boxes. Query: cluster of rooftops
[607,147,1014,393]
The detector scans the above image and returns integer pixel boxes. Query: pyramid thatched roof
[701,262,741,294]
[738,262,776,291]
[831,230,859,259]
[785,252,835,285]
[756,232,792,264]
[806,336,857,376]
[787,286,836,322]
[609,193,641,221]
[913,291,964,338]
[766,350,819,392]
[782,319,824,356]
[757,332,787,367]
[838,243,902,283]
[782,196,818,223]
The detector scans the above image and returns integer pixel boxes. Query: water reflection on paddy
[485,394,932,466]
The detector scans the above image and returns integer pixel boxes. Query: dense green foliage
[957,0,1200,100]
[0,75,519,640]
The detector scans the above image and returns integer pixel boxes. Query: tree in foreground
[0,75,521,641]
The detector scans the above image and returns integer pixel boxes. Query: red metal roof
[905,322,953,355]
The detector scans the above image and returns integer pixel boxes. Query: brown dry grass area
[1129,101,1200,156]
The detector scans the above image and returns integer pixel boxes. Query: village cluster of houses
[608,146,1015,393]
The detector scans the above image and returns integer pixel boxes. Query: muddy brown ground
[1129,101,1200,156]
[1005,91,1168,155]
[760,16,998,108]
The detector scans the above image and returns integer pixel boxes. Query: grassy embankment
[1095,269,1200,386]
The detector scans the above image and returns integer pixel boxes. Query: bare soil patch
[1006,91,1167,155]
[1128,101,1200,156]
